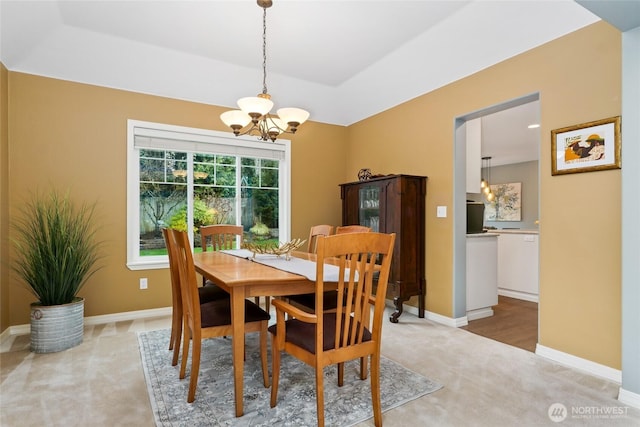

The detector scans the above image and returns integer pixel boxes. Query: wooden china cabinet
[340,174,427,323]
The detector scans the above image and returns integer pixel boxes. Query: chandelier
[220,0,309,142]
[481,156,495,202]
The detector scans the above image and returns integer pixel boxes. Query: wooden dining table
[192,250,318,417]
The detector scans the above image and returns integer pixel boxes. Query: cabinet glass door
[359,186,380,232]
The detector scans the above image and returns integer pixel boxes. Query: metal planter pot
[30,297,84,353]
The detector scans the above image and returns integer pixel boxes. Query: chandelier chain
[262,6,268,95]
[219,0,309,142]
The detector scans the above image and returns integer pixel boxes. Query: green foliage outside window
[169,199,214,232]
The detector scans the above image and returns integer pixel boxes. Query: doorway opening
[453,93,540,352]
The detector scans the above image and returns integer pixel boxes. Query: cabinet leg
[390,293,424,322]
[389,296,406,323]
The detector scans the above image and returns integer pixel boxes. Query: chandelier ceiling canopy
[220,0,309,142]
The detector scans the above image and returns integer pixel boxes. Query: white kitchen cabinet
[493,231,539,302]
[466,118,481,193]
[466,234,498,320]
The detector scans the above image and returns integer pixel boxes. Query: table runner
[221,249,350,282]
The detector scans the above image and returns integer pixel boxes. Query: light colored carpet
[138,329,442,426]
[1,309,639,426]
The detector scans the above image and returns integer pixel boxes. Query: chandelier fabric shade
[220,0,309,142]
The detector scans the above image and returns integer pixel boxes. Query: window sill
[127,260,169,271]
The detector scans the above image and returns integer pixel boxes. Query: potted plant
[249,220,271,241]
[12,190,103,353]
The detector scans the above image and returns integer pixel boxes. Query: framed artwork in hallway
[551,116,621,175]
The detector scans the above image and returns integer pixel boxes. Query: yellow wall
[1,63,9,332]
[6,74,346,325]
[290,120,347,241]
[3,21,622,369]
[539,27,621,370]
[347,21,622,368]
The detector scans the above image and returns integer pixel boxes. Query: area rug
[138,329,442,426]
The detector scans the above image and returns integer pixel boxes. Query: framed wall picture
[484,182,521,221]
[551,116,621,175]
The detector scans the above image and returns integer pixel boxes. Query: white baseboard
[0,327,18,347]
[5,324,29,337]
[498,288,539,303]
[84,306,172,326]
[466,307,494,321]
[429,310,468,327]
[0,306,172,347]
[618,387,640,410]
[536,344,622,383]
[383,300,467,327]
[451,316,469,327]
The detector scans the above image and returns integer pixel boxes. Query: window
[127,120,291,270]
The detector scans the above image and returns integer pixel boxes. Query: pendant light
[220,0,309,142]
[482,156,495,202]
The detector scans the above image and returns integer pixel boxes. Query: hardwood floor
[461,295,538,352]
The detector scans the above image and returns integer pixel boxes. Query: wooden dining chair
[168,228,271,403]
[200,224,243,252]
[269,232,395,427]
[162,228,229,366]
[288,226,371,313]
[335,225,371,234]
[200,224,270,312]
[307,224,334,253]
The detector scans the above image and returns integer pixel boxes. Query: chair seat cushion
[268,313,371,354]
[198,282,230,303]
[201,299,270,328]
[286,290,339,311]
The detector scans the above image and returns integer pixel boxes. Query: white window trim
[126,119,291,271]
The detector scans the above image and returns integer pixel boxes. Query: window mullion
[235,156,242,226]
[187,153,195,247]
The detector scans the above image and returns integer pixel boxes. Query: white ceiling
[0,0,606,164]
[479,100,540,167]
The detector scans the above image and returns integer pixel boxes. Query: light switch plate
[437,206,447,218]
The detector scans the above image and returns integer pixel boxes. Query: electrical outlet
[140,278,148,290]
